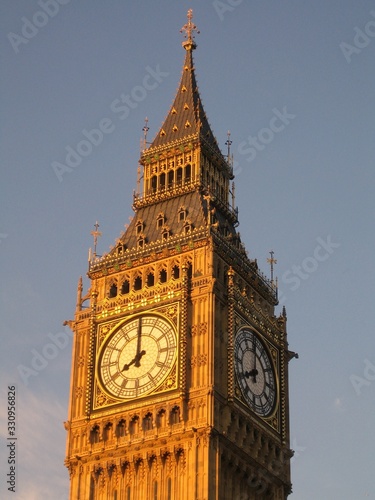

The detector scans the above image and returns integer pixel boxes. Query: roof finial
[90,221,102,258]
[142,117,149,150]
[180,9,200,51]
[225,130,232,161]
[267,250,277,287]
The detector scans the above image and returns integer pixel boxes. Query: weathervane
[180,9,200,49]
[267,250,277,285]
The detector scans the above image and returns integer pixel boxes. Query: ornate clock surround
[92,303,180,412]
[232,308,283,435]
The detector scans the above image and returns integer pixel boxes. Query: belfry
[65,10,293,499]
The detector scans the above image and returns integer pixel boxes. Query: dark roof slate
[114,190,208,252]
[149,47,222,156]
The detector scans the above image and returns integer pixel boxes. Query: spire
[147,10,222,156]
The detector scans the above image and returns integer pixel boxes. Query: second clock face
[234,328,277,417]
[98,314,177,400]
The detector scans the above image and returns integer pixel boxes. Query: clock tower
[65,10,294,499]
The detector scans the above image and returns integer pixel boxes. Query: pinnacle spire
[146,10,221,156]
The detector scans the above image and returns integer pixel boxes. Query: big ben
[65,10,294,499]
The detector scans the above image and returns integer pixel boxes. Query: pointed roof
[148,10,222,156]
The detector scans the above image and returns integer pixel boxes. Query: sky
[1,1,375,498]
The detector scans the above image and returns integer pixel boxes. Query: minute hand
[134,317,143,367]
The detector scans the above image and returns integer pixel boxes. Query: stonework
[65,10,293,499]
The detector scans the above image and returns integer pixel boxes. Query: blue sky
[1,1,375,498]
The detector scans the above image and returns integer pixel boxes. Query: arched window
[103,422,113,441]
[168,170,174,187]
[156,409,166,429]
[121,280,130,295]
[160,172,166,190]
[134,276,142,291]
[129,416,139,435]
[136,220,144,234]
[172,265,180,279]
[116,419,126,438]
[143,412,153,431]
[178,207,186,221]
[137,236,145,249]
[176,167,183,184]
[151,175,157,193]
[90,425,100,444]
[185,163,191,182]
[109,283,117,298]
[156,213,165,229]
[170,406,180,425]
[160,269,167,283]
[146,272,155,287]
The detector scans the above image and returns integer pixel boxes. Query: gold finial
[142,117,149,150]
[225,130,232,160]
[267,250,277,286]
[90,221,102,258]
[180,9,200,50]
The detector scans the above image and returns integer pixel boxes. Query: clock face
[98,314,177,400]
[234,328,277,417]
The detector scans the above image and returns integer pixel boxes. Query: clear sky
[1,1,375,499]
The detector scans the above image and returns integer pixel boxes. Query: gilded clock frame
[91,302,180,411]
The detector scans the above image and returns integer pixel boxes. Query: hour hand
[244,368,258,382]
[122,349,146,371]
[122,357,136,371]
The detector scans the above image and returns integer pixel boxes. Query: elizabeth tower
[65,11,293,500]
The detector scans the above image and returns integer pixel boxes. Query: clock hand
[244,368,259,382]
[252,335,257,383]
[135,317,143,367]
[122,318,146,371]
[122,349,146,371]
[122,357,136,371]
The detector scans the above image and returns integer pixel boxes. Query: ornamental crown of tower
[65,10,293,500]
